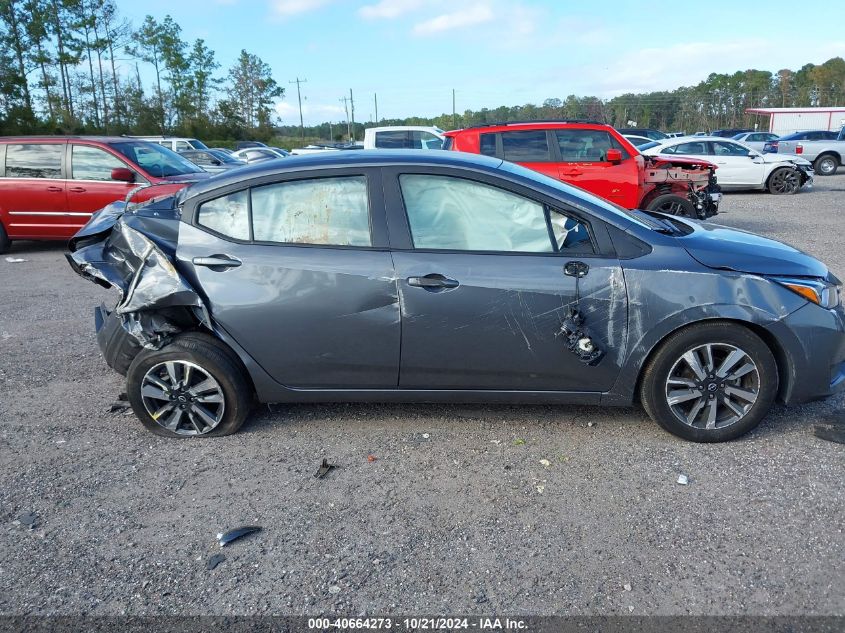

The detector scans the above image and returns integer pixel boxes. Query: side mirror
[606,149,623,163]
[111,167,135,183]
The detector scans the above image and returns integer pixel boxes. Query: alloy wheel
[770,169,799,193]
[664,343,760,430]
[140,360,226,436]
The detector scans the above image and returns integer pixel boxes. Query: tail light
[796,144,803,154]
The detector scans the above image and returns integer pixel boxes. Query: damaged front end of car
[642,155,721,219]
[66,195,210,374]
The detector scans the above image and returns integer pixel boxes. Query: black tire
[0,222,10,255]
[645,194,696,218]
[639,321,778,442]
[126,331,254,438]
[813,154,839,176]
[767,167,800,194]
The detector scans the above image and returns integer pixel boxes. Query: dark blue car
[67,151,845,442]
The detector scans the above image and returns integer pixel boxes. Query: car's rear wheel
[639,322,778,442]
[813,154,838,176]
[126,332,254,438]
[0,223,10,254]
[645,194,696,218]
[767,167,800,194]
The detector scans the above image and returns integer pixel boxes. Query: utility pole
[452,89,456,129]
[349,89,355,140]
[374,93,378,123]
[289,77,307,139]
[340,96,351,140]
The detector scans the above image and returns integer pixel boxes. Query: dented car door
[386,169,628,393]
[176,168,401,389]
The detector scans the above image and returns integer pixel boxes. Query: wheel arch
[630,317,791,406]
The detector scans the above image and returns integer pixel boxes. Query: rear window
[4,144,63,178]
[501,130,550,162]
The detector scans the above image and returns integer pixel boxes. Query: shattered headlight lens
[773,277,841,309]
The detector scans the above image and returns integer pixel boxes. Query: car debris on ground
[677,474,690,485]
[216,525,262,548]
[315,458,335,478]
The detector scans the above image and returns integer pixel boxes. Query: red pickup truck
[445,121,720,219]
[0,136,209,253]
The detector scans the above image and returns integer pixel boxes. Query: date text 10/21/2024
[307,617,528,630]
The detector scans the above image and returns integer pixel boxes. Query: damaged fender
[67,201,209,351]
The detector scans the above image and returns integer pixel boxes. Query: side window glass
[501,130,550,162]
[251,176,371,246]
[411,131,444,150]
[671,142,709,155]
[479,133,497,157]
[176,141,190,151]
[375,131,409,149]
[556,130,628,162]
[399,174,553,253]
[5,144,63,178]
[713,141,750,156]
[160,141,173,150]
[72,145,127,180]
[550,211,592,253]
[197,190,250,240]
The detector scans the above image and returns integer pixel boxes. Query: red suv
[0,136,209,253]
[445,121,720,219]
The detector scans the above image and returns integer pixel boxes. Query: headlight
[773,277,841,309]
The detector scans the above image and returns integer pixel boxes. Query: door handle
[69,187,86,193]
[46,186,63,192]
[192,255,242,269]
[408,274,459,289]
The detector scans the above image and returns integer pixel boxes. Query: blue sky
[117,0,845,125]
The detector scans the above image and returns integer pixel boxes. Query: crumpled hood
[676,221,828,278]
[763,153,812,167]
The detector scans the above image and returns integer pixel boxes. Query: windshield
[111,141,206,177]
[637,141,661,152]
[497,160,654,230]
[190,139,209,150]
[209,149,243,163]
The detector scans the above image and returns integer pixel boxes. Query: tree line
[0,0,283,140]
[1,1,843,143]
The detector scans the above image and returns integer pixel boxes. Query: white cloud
[359,0,425,19]
[412,3,494,36]
[275,101,347,125]
[582,39,845,97]
[271,0,333,17]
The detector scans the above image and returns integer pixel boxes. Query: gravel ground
[0,174,843,617]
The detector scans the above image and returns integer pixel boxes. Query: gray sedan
[67,151,845,442]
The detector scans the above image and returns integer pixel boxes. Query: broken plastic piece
[216,525,261,548]
[17,512,38,529]
[814,425,845,445]
[367,455,377,462]
[315,458,335,478]
[5,257,27,263]
[206,553,226,570]
[677,474,689,485]
[560,311,605,365]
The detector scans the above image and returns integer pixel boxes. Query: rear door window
[251,176,371,246]
[663,141,709,155]
[71,145,127,181]
[4,144,63,178]
[410,131,443,150]
[555,130,628,162]
[501,131,551,162]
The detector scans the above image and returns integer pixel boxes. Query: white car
[230,147,289,164]
[641,136,814,194]
[363,126,445,150]
[623,134,655,148]
[732,132,780,152]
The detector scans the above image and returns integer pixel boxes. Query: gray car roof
[181,150,505,200]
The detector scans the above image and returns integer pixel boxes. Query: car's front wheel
[639,322,778,442]
[767,167,801,194]
[126,332,254,438]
